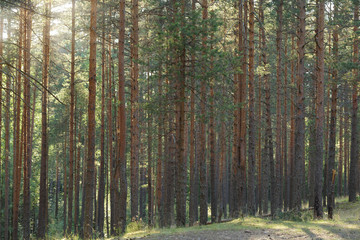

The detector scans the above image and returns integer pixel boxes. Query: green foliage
[275,210,313,222]
[125,219,147,234]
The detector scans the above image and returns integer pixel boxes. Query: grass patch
[121,198,360,240]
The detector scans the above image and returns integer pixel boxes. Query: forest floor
[121,197,360,240]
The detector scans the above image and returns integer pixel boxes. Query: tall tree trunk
[176,0,187,227]
[23,4,33,238]
[339,106,344,196]
[308,83,316,208]
[67,0,75,234]
[38,0,51,237]
[147,66,154,227]
[263,26,274,219]
[63,137,68,234]
[12,9,24,240]
[163,114,175,227]
[80,132,87,236]
[108,28,115,236]
[344,102,349,195]
[293,0,306,211]
[232,0,246,218]
[274,0,283,214]
[130,0,140,221]
[349,0,359,203]
[257,20,263,215]
[323,30,332,207]
[327,0,338,219]
[247,0,256,216]
[116,0,127,233]
[139,143,146,219]
[83,0,97,237]
[209,38,217,225]
[0,13,3,234]
[289,35,296,210]
[314,0,325,219]
[260,0,273,216]
[3,13,11,240]
[283,33,289,212]
[200,0,208,225]
[74,116,81,234]
[97,2,106,235]
[239,0,247,214]
[231,45,239,217]
[218,97,226,222]
[189,0,196,226]
[156,64,164,227]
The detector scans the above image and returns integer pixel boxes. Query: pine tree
[38,0,51,237]
[83,0,97,237]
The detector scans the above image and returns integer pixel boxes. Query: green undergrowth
[121,197,360,240]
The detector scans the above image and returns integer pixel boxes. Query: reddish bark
[130,0,140,221]
[247,0,256,216]
[83,0,97,237]
[38,0,51,237]
[349,0,359,203]
[315,0,325,219]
